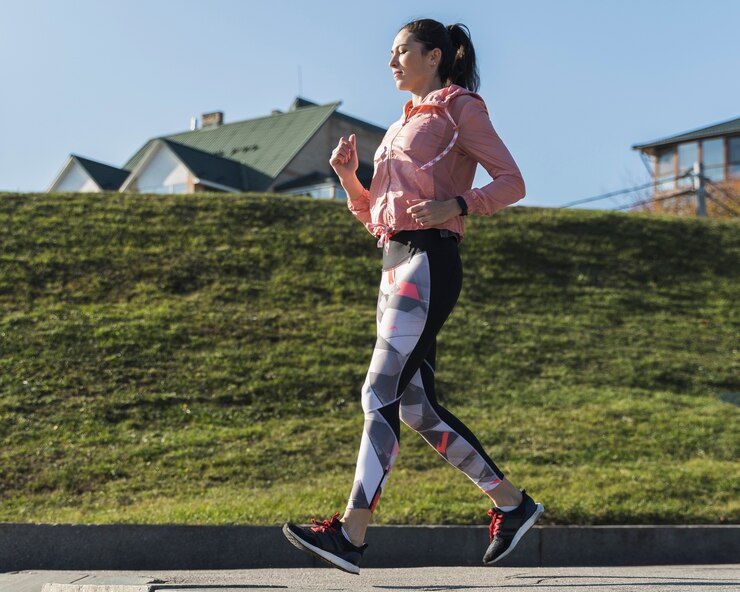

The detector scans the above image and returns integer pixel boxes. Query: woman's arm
[456,98,526,216]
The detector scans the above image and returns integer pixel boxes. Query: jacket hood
[402,83,484,118]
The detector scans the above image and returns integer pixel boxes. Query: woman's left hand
[406,198,461,226]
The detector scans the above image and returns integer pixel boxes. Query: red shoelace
[487,508,504,542]
[309,511,341,533]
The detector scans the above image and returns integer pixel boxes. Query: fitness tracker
[455,195,468,216]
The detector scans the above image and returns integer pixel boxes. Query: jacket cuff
[347,186,370,213]
[460,188,496,216]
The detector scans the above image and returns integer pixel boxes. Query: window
[284,182,345,199]
[138,183,188,194]
[655,147,676,190]
[702,138,725,182]
[677,141,698,187]
[729,136,740,179]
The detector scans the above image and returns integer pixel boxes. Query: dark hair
[399,18,479,92]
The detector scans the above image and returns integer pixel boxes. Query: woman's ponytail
[445,23,479,92]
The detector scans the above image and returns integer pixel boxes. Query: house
[47,97,386,198]
[632,116,739,193]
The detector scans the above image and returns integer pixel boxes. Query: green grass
[0,191,738,525]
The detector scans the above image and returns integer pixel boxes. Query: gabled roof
[632,116,740,153]
[124,100,344,191]
[71,154,129,190]
[160,138,265,191]
[120,138,268,192]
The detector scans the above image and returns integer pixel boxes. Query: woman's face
[388,28,441,92]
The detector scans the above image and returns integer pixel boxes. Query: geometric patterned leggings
[346,229,505,512]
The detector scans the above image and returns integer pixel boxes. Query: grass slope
[0,191,738,525]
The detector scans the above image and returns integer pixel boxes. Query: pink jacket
[346,83,526,247]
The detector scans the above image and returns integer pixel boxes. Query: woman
[283,18,543,574]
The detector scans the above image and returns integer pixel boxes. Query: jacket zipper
[383,110,413,226]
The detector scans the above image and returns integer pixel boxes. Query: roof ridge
[71,153,125,170]
[167,102,341,139]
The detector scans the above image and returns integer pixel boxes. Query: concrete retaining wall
[1,523,737,570]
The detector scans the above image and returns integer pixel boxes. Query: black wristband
[455,195,468,216]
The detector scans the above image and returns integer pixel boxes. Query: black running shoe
[483,489,544,564]
[282,512,368,575]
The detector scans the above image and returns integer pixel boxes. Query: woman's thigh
[364,243,461,412]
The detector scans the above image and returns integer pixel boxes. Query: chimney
[189,116,198,131]
[202,111,224,127]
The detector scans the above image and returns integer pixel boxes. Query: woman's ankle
[340,520,365,547]
[487,479,524,508]
[341,507,372,546]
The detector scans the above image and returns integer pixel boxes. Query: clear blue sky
[1,0,738,208]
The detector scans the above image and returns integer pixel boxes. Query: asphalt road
[3,565,739,592]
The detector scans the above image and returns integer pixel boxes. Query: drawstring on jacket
[376,224,392,253]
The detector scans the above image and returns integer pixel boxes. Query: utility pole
[693,161,708,217]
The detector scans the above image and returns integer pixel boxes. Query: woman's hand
[407,198,463,226]
[329,133,359,181]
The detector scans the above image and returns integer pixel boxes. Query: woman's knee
[398,375,434,432]
[399,399,425,431]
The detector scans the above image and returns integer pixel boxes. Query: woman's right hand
[329,133,358,180]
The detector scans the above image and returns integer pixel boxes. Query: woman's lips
[393,71,403,77]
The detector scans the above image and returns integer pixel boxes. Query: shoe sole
[281,523,361,575]
[484,503,545,565]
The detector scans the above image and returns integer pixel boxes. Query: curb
[41,586,153,592]
[2,523,738,570]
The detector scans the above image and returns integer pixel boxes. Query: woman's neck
[411,78,444,107]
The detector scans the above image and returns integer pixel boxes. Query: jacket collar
[402,83,483,119]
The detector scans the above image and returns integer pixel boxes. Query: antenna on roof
[189,116,198,131]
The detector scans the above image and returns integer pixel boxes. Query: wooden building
[632,116,739,216]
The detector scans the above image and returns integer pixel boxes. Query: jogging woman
[283,18,543,574]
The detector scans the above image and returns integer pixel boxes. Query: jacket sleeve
[346,185,376,236]
[456,98,526,216]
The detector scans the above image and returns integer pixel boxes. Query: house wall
[54,162,100,192]
[641,133,739,218]
[271,114,386,192]
[133,144,193,194]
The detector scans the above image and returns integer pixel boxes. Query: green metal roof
[632,115,740,153]
[72,154,129,190]
[123,101,343,191]
[289,97,387,134]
